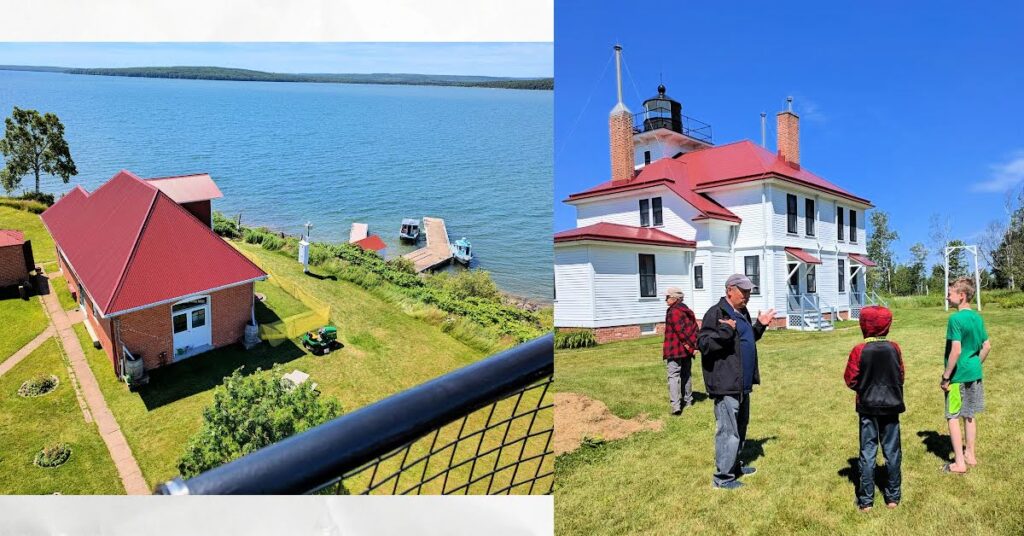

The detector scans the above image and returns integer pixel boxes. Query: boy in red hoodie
[844,306,905,512]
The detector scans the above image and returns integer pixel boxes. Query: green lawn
[0,296,48,365]
[47,275,78,311]
[254,278,309,323]
[80,242,494,487]
[0,206,55,266]
[0,337,123,494]
[555,307,1024,535]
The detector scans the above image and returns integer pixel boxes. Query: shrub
[0,197,47,214]
[386,256,416,275]
[212,211,240,238]
[555,329,596,349]
[19,191,55,206]
[18,375,59,397]
[177,366,342,478]
[428,270,501,302]
[261,234,284,251]
[34,443,71,467]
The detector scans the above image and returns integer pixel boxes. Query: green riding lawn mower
[300,325,340,355]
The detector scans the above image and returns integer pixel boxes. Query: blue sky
[0,42,552,77]
[554,1,1024,267]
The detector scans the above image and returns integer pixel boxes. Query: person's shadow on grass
[916,430,954,462]
[837,457,892,497]
[740,436,777,466]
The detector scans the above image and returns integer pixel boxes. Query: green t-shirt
[944,308,988,383]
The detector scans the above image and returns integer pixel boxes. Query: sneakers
[739,465,757,476]
[713,480,744,490]
[670,409,682,416]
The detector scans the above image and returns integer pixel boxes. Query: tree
[945,239,970,280]
[177,366,342,478]
[0,106,78,193]
[867,210,899,293]
[909,242,929,294]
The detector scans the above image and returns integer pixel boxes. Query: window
[806,265,817,293]
[173,296,208,313]
[652,197,663,226]
[838,259,846,292]
[849,210,857,243]
[644,150,651,165]
[694,265,704,289]
[191,308,206,328]
[850,266,860,292]
[837,207,845,240]
[787,194,798,234]
[639,199,650,227]
[639,254,657,298]
[173,313,188,334]
[805,198,815,236]
[640,323,657,335]
[744,255,760,295]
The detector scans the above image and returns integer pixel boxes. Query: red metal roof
[353,234,387,252]
[785,247,822,264]
[40,170,266,316]
[849,253,877,267]
[566,140,872,215]
[554,222,696,248]
[146,173,223,203]
[0,229,25,247]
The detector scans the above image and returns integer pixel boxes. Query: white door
[172,297,212,359]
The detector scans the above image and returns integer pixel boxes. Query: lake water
[0,70,553,301]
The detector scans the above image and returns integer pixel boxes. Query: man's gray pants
[712,394,750,486]
[665,358,693,412]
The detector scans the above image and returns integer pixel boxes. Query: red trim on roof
[41,170,266,316]
[554,222,695,248]
[353,234,387,252]
[0,229,25,247]
[849,253,877,267]
[785,247,822,264]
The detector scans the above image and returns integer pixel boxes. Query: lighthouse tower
[632,84,714,169]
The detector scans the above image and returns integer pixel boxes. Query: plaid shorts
[945,380,985,419]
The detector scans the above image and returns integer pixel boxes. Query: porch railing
[155,334,554,495]
[787,293,832,331]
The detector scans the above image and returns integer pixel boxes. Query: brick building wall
[211,282,254,347]
[0,245,28,287]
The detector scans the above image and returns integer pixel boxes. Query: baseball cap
[666,287,684,298]
[725,274,754,290]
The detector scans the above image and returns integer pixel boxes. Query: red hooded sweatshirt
[844,306,906,415]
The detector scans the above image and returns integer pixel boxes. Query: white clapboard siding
[587,245,690,328]
[575,187,702,242]
[553,246,594,327]
[708,186,765,249]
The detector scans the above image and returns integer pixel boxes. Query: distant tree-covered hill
[0,65,553,90]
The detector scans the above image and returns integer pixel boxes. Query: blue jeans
[857,414,902,507]
[713,394,749,486]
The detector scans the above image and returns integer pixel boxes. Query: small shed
[353,235,388,257]
[0,230,32,288]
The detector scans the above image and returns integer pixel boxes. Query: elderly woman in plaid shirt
[664,287,699,415]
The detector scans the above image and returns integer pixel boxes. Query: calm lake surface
[0,70,552,300]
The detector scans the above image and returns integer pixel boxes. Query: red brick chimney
[609,45,634,182]
[776,96,800,166]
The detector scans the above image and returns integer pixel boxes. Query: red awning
[849,253,877,267]
[785,247,822,264]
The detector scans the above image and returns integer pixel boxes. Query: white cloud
[972,151,1024,192]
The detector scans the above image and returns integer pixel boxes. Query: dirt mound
[555,392,663,455]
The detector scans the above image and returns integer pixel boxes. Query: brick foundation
[574,314,790,345]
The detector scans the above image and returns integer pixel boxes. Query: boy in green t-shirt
[940,277,992,474]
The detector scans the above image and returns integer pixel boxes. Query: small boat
[451,237,472,265]
[399,218,421,243]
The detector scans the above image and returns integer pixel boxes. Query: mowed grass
[0,338,123,494]
[47,275,79,311]
[0,206,55,265]
[78,241,504,488]
[254,278,310,322]
[0,295,48,365]
[555,307,1024,535]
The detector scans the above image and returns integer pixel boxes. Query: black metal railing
[155,334,554,495]
[633,111,713,144]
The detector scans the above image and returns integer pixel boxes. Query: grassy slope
[555,307,1024,535]
[0,206,55,265]
[80,243,485,486]
[0,338,122,494]
[0,296,48,365]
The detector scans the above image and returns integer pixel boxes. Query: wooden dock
[349,222,368,243]
[403,217,452,273]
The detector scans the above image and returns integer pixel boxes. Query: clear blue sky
[554,1,1024,267]
[0,42,552,77]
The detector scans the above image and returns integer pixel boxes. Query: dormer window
[639,197,663,227]
[644,150,651,165]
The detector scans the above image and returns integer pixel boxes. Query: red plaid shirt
[663,301,698,359]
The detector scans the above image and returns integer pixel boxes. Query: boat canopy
[402,218,420,226]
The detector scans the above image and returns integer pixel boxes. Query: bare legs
[942,418,966,471]
[964,417,977,466]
